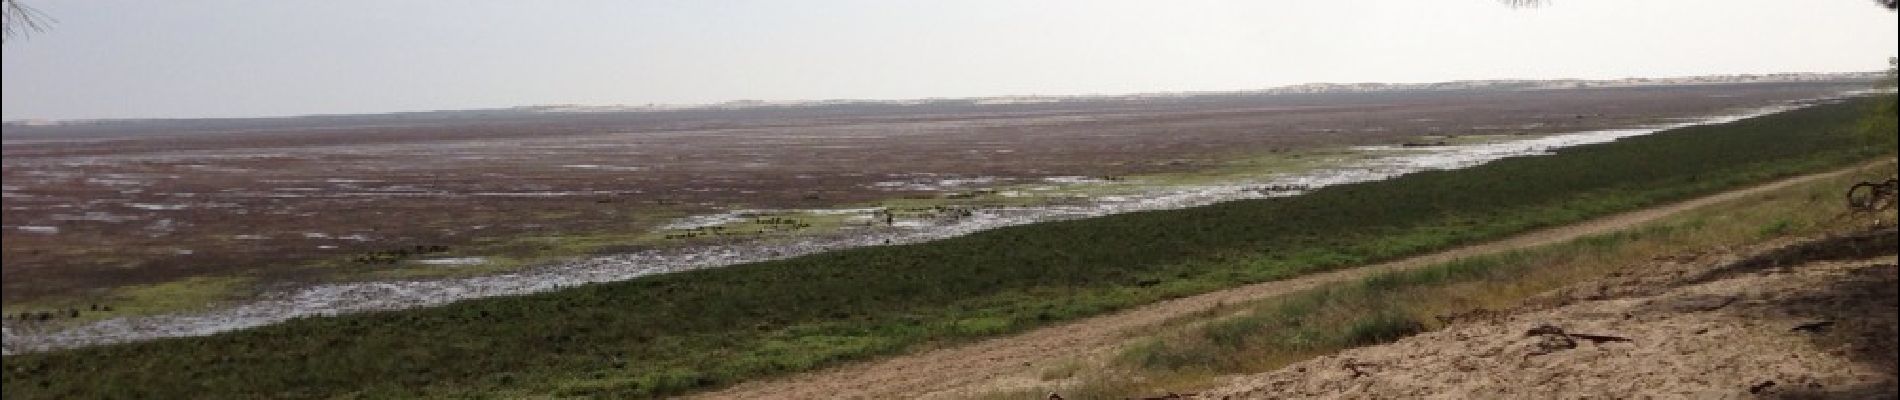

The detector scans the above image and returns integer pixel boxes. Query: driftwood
[1791,320,1835,333]
[1847,178,1898,213]
[1343,359,1381,378]
[1523,323,1633,357]
[1524,323,1631,343]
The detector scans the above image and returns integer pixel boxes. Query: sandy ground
[1199,228,1898,399]
[688,161,1882,400]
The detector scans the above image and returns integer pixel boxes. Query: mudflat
[0,82,1857,308]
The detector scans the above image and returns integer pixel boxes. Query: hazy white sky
[2,0,1895,120]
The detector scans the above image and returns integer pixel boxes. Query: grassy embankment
[982,159,1897,399]
[1,98,1889,399]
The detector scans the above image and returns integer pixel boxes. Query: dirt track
[692,162,1883,400]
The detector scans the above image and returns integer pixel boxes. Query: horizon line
[4,70,1884,125]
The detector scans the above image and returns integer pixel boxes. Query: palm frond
[2,0,53,44]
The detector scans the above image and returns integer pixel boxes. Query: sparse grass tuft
[1039,358,1087,381]
[2,276,253,325]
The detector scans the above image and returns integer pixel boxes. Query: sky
[2,0,1896,120]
